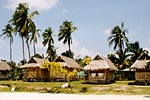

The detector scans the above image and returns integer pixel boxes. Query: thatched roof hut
[130,60,150,83]
[83,55,117,83]
[54,56,81,80]
[130,60,150,70]
[20,57,47,69]
[0,61,10,80]
[0,61,10,71]
[55,56,81,69]
[83,55,117,71]
[20,57,49,81]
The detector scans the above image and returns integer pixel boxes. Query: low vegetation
[0,80,150,95]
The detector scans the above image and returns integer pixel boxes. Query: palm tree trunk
[33,44,36,55]
[68,40,71,58]
[10,38,12,62]
[27,41,31,59]
[21,36,25,61]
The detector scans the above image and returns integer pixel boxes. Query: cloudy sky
[0,0,150,63]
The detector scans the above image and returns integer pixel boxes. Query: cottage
[0,61,10,80]
[130,60,150,83]
[20,57,49,81]
[83,55,118,83]
[54,56,81,80]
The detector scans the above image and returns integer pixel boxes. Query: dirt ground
[0,93,150,100]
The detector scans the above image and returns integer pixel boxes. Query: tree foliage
[108,22,128,51]
[58,20,77,58]
[42,27,57,61]
[42,61,77,84]
[10,2,39,60]
[1,24,14,61]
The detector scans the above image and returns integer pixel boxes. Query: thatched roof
[20,57,47,69]
[0,61,10,71]
[130,60,150,69]
[28,57,47,65]
[83,55,118,71]
[55,56,81,69]
[20,63,40,68]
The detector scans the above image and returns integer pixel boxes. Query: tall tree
[108,22,129,51]
[1,24,13,62]
[127,41,144,63]
[61,50,74,58]
[10,3,39,61]
[58,20,77,58]
[115,49,131,70]
[30,29,41,55]
[42,27,57,61]
[25,34,31,59]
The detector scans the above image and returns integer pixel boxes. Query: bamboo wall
[135,72,150,82]
[23,68,50,80]
[88,69,115,82]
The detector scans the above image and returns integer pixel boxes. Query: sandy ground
[0,93,150,100]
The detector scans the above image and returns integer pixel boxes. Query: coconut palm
[127,41,144,63]
[108,22,129,51]
[115,49,131,70]
[10,3,39,60]
[42,27,57,61]
[61,50,74,58]
[1,24,13,62]
[30,29,41,55]
[58,20,77,58]
[25,34,31,59]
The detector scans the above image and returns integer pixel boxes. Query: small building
[20,57,49,81]
[54,56,81,81]
[83,55,118,83]
[130,60,150,83]
[0,61,10,80]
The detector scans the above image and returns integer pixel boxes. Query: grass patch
[0,80,150,95]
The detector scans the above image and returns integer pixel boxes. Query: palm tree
[1,24,13,62]
[108,22,129,51]
[10,3,39,61]
[42,27,57,61]
[115,49,131,70]
[127,41,144,63]
[30,29,41,55]
[25,34,31,59]
[61,50,74,58]
[58,20,77,58]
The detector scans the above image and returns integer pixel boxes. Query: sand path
[0,93,150,100]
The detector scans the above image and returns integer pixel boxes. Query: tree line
[1,2,150,73]
[1,3,76,64]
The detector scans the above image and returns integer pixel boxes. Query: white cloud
[74,47,98,58]
[62,8,68,12]
[55,39,98,58]
[5,0,59,11]
[34,38,98,58]
[104,28,111,35]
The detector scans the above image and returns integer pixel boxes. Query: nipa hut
[83,55,118,83]
[130,60,150,83]
[54,56,81,81]
[20,57,49,81]
[0,61,10,80]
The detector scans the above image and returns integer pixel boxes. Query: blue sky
[0,0,150,63]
